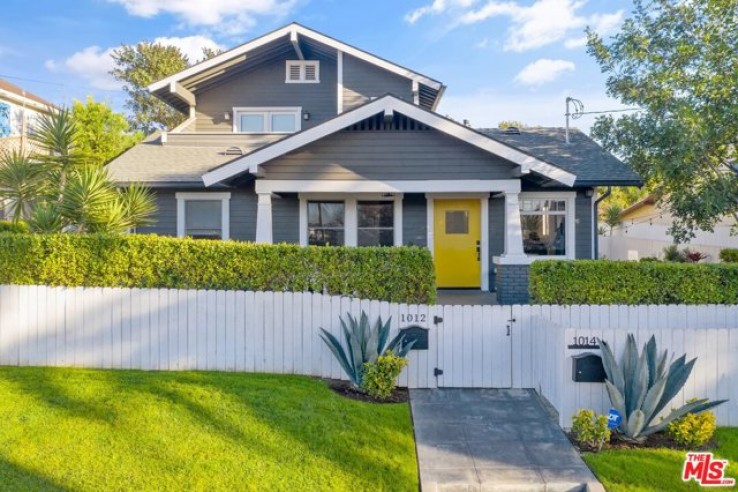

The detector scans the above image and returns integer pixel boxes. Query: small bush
[530,260,738,304]
[639,256,660,262]
[663,244,686,262]
[0,220,29,234]
[0,233,436,303]
[666,409,716,448]
[720,248,738,263]
[571,409,611,452]
[362,353,408,400]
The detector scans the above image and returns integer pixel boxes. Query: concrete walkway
[436,290,498,306]
[410,389,603,492]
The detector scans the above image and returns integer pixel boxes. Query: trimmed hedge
[720,248,738,263]
[530,260,738,305]
[0,234,436,304]
[0,220,29,234]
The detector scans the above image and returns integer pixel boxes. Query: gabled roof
[202,95,577,187]
[148,23,444,112]
[478,127,642,187]
[0,78,55,111]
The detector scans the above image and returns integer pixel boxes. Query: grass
[0,367,418,491]
[583,428,738,491]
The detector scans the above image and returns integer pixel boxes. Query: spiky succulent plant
[600,334,726,442]
[319,311,413,388]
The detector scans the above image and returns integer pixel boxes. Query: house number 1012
[400,314,426,323]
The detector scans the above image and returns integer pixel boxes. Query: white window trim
[285,60,320,83]
[176,192,231,240]
[518,191,576,261]
[232,107,302,134]
[298,193,403,247]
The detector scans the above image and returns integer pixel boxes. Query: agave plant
[319,311,414,388]
[600,334,726,442]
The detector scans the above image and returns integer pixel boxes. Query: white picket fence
[1,285,737,426]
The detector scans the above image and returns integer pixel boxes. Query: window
[358,201,394,246]
[308,201,345,246]
[176,192,230,240]
[520,198,568,256]
[445,210,469,234]
[285,61,320,83]
[233,107,301,134]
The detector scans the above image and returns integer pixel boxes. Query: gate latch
[434,368,444,377]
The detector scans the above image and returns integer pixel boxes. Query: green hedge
[529,260,738,305]
[720,248,738,263]
[0,220,29,234]
[0,234,436,304]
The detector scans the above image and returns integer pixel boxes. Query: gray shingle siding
[273,194,299,244]
[195,51,337,132]
[575,190,593,259]
[261,129,518,180]
[402,194,427,247]
[138,189,177,236]
[343,54,413,111]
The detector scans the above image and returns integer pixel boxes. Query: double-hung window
[519,196,572,257]
[307,201,345,246]
[233,107,301,134]
[176,192,231,240]
[357,201,394,247]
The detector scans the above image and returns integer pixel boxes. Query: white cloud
[475,37,490,48]
[47,36,223,91]
[514,58,575,86]
[406,0,624,52]
[107,0,298,35]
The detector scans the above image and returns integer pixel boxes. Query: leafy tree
[498,120,527,129]
[587,0,738,242]
[72,97,143,166]
[111,43,220,134]
[601,204,623,237]
[0,109,156,233]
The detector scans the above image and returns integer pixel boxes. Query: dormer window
[233,107,302,134]
[285,61,320,83]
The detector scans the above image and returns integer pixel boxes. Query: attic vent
[224,146,243,156]
[286,60,320,83]
[503,126,521,135]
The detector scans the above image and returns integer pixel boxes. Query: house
[0,78,55,155]
[107,23,640,304]
[599,195,738,262]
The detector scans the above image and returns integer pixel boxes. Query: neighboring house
[599,195,738,262]
[108,23,640,303]
[0,78,54,154]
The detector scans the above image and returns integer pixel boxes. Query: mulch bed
[323,379,409,404]
[567,431,717,453]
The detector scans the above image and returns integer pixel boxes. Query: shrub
[666,406,716,448]
[571,409,611,452]
[600,334,725,443]
[529,260,738,305]
[362,353,408,400]
[0,233,436,304]
[319,312,414,388]
[720,248,738,263]
[663,244,687,262]
[684,248,708,263]
[0,220,29,234]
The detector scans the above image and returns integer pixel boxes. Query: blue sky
[0,0,633,132]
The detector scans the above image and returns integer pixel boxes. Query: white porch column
[256,193,273,244]
[501,191,527,261]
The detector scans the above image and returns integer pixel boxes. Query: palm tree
[0,150,44,222]
[602,204,623,237]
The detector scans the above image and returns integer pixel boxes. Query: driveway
[410,388,604,492]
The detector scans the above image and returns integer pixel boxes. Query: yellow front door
[434,199,481,288]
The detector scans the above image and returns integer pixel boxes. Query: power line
[0,73,125,94]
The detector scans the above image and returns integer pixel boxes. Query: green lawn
[584,428,738,491]
[0,367,418,491]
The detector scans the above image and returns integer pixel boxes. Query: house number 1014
[400,314,426,323]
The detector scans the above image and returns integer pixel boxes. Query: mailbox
[398,325,429,350]
[571,352,606,383]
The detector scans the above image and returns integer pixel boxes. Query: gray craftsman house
[108,23,640,303]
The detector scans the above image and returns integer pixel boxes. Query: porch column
[255,193,273,244]
[501,191,526,260]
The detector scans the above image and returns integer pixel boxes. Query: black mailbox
[399,325,429,351]
[572,352,606,383]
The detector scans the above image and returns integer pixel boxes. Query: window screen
[185,200,222,239]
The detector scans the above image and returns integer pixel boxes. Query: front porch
[437,289,498,305]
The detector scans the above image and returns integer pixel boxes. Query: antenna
[565,96,584,144]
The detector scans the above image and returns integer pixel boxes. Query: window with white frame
[519,196,572,257]
[233,107,301,134]
[285,61,320,83]
[307,201,345,246]
[176,193,230,240]
[357,201,394,246]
